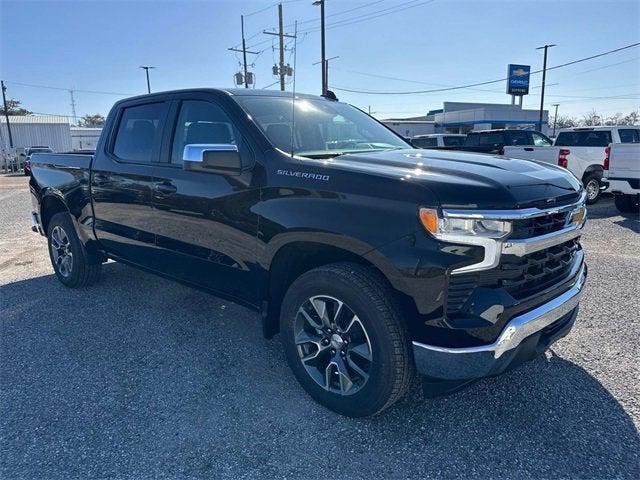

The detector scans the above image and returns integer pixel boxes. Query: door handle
[153,182,177,195]
[524,147,534,151]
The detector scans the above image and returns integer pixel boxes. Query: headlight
[419,208,511,239]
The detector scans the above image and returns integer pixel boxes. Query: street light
[536,44,556,132]
[551,103,560,137]
[312,0,326,95]
[139,65,156,94]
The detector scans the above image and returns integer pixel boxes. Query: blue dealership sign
[507,64,530,95]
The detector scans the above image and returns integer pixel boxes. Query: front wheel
[583,173,602,205]
[47,212,101,287]
[280,263,414,417]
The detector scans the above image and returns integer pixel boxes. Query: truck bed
[29,152,95,233]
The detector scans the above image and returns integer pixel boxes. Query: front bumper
[413,262,586,381]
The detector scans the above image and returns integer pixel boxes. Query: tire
[614,194,640,214]
[47,212,101,287]
[280,262,414,417]
[583,173,602,205]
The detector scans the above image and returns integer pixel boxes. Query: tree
[78,114,106,127]
[621,109,640,126]
[0,98,32,116]
[581,109,601,126]
[552,114,578,129]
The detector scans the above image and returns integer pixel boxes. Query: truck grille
[510,212,569,239]
[447,239,580,316]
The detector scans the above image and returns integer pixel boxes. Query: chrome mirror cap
[183,144,238,162]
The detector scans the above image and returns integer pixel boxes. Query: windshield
[236,96,409,158]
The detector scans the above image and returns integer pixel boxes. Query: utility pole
[536,44,555,131]
[229,16,259,88]
[264,4,296,91]
[278,4,285,90]
[313,0,326,95]
[551,103,560,137]
[69,89,77,124]
[139,65,155,93]
[1,80,14,148]
[313,55,338,94]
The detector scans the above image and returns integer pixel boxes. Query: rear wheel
[583,173,602,204]
[47,212,101,287]
[280,262,414,417]
[614,194,640,214]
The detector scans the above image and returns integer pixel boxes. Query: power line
[5,80,136,96]
[246,0,434,50]
[331,42,640,95]
[300,0,434,33]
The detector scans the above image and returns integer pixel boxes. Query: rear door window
[506,131,531,146]
[478,133,505,146]
[413,137,438,148]
[555,130,612,147]
[443,136,465,146]
[618,129,640,143]
[112,102,167,163]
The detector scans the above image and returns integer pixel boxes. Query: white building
[381,118,436,139]
[71,127,103,151]
[0,115,72,153]
[433,102,549,134]
[383,102,549,137]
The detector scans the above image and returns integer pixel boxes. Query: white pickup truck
[504,126,640,204]
[605,143,640,213]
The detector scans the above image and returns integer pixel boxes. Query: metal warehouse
[0,115,72,153]
[70,127,103,151]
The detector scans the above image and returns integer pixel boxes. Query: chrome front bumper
[413,263,587,381]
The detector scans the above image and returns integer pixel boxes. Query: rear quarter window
[555,130,612,147]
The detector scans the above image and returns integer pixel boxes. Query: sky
[1,0,639,121]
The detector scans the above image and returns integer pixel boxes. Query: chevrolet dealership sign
[506,64,531,95]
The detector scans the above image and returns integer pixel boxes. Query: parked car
[411,134,466,149]
[23,146,53,175]
[458,129,553,154]
[29,88,587,417]
[504,126,640,204]
[604,142,640,213]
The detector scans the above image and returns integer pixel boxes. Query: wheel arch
[582,164,604,181]
[40,193,70,234]
[261,238,407,339]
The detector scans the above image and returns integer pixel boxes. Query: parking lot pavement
[1,173,638,479]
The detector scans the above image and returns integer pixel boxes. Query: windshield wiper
[301,147,404,160]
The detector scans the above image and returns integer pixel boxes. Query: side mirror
[182,144,242,175]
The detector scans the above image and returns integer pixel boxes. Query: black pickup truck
[29,89,587,417]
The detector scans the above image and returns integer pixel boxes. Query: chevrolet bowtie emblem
[512,68,528,76]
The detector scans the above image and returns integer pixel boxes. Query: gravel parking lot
[1,173,638,479]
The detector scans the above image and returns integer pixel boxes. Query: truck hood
[326,149,583,209]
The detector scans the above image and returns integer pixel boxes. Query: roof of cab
[114,87,327,105]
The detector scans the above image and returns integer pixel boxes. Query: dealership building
[383,101,549,138]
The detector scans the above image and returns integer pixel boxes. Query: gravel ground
[1,173,638,479]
